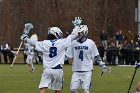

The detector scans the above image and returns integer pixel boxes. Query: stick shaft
[10,41,23,67]
[101,71,104,76]
[127,67,138,93]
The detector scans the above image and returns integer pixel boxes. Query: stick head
[24,23,33,31]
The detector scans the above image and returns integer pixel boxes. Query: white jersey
[66,39,99,71]
[35,36,73,68]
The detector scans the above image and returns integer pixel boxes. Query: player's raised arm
[66,17,83,41]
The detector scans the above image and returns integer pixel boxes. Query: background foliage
[0,0,137,47]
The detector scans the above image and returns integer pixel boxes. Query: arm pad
[25,38,37,46]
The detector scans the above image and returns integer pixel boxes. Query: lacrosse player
[66,22,109,93]
[136,80,140,93]
[135,63,140,93]
[20,18,81,93]
[22,23,38,72]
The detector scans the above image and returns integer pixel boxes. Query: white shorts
[39,68,64,90]
[26,54,34,64]
[70,71,92,90]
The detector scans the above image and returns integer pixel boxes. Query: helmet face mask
[77,32,85,39]
[48,27,63,39]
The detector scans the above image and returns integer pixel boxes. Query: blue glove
[135,63,140,68]
[72,17,82,26]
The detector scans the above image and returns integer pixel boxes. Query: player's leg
[39,87,48,93]
[83,89,89,93]
[29,55,35,72]
[136,80,140,93]
[26,55,31,68]
[70,72,80,93]
[55,90,61,93]
[26,55,35,72]
[39,68,51,93]
[71,89,78,93]
[51,69,63,93]
[81,71,92,93]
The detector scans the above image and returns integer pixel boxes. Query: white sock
[30,62,34,69]
[136,91,140,93]
[71,89,78,93]
[83,89,89,93]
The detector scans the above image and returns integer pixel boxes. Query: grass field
[0,64,139,93]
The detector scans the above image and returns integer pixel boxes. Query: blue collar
[50,40,57,46]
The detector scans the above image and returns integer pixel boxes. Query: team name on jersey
[74,46,88,50]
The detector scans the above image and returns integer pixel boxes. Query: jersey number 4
[49,47,57,58]
[79,50,83,61]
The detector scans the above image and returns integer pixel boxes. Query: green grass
[0,64,139,93]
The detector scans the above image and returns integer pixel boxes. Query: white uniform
[24,43,35,64]
[35,38,72,69]
[29,35,74,90]
[66,39,99,90]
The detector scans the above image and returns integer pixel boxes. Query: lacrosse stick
[127,67,138,93]
[10,41,23,68]
[10,23,33,68]
[101,71,104,76]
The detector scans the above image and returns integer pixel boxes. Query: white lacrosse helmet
[24,23,34,31]
[78,25,88,37]
[48,27,63,39]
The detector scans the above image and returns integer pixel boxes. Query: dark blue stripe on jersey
[52,64,62,69]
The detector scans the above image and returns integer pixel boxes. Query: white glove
[99,62,110,72]
[135,63,140,68]
[20,30,30,41]
[20,32,28,41]
[72,17,82,26]
[21,28,32,41]
[23,30,29,35]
